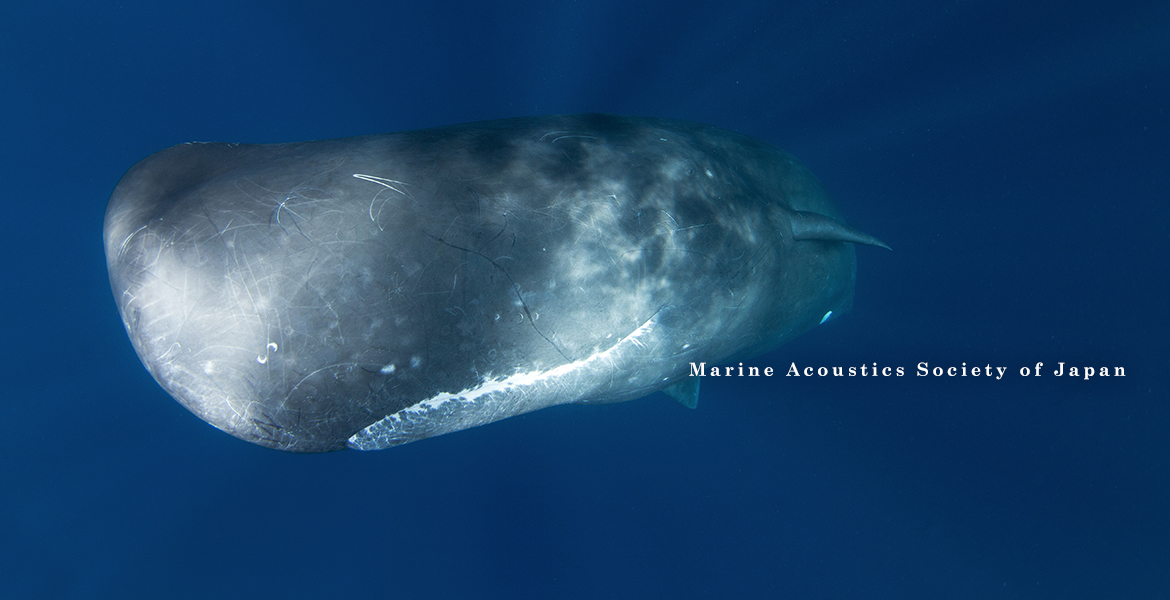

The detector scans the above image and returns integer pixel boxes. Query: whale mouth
[348,312,662,451]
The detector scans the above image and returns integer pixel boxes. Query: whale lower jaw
[349,313,664,450]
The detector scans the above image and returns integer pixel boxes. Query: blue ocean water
[2,1,1167,598]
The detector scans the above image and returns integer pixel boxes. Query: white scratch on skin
[539,131,600,143]
[550,135,598,143]
[119,225,149,257]
[353,173,416,231]
[352,173,412,194]
[287,362,363,398]
[273,197,306,231]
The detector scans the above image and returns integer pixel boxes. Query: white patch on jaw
[350,312,662,450]
[403,316,654,415]
[381,364,396,374]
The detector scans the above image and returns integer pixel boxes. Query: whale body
[104,114,888,452]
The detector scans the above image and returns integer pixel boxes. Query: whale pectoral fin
[663,377,700,409]
[790,210,891,250]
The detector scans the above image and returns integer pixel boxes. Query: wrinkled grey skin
[105,114,886,452]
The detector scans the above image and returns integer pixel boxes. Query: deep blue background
[2,1,1167,598]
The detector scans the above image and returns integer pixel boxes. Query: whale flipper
[663,377,700,409]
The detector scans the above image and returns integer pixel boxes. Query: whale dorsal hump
[790,210,891,250]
